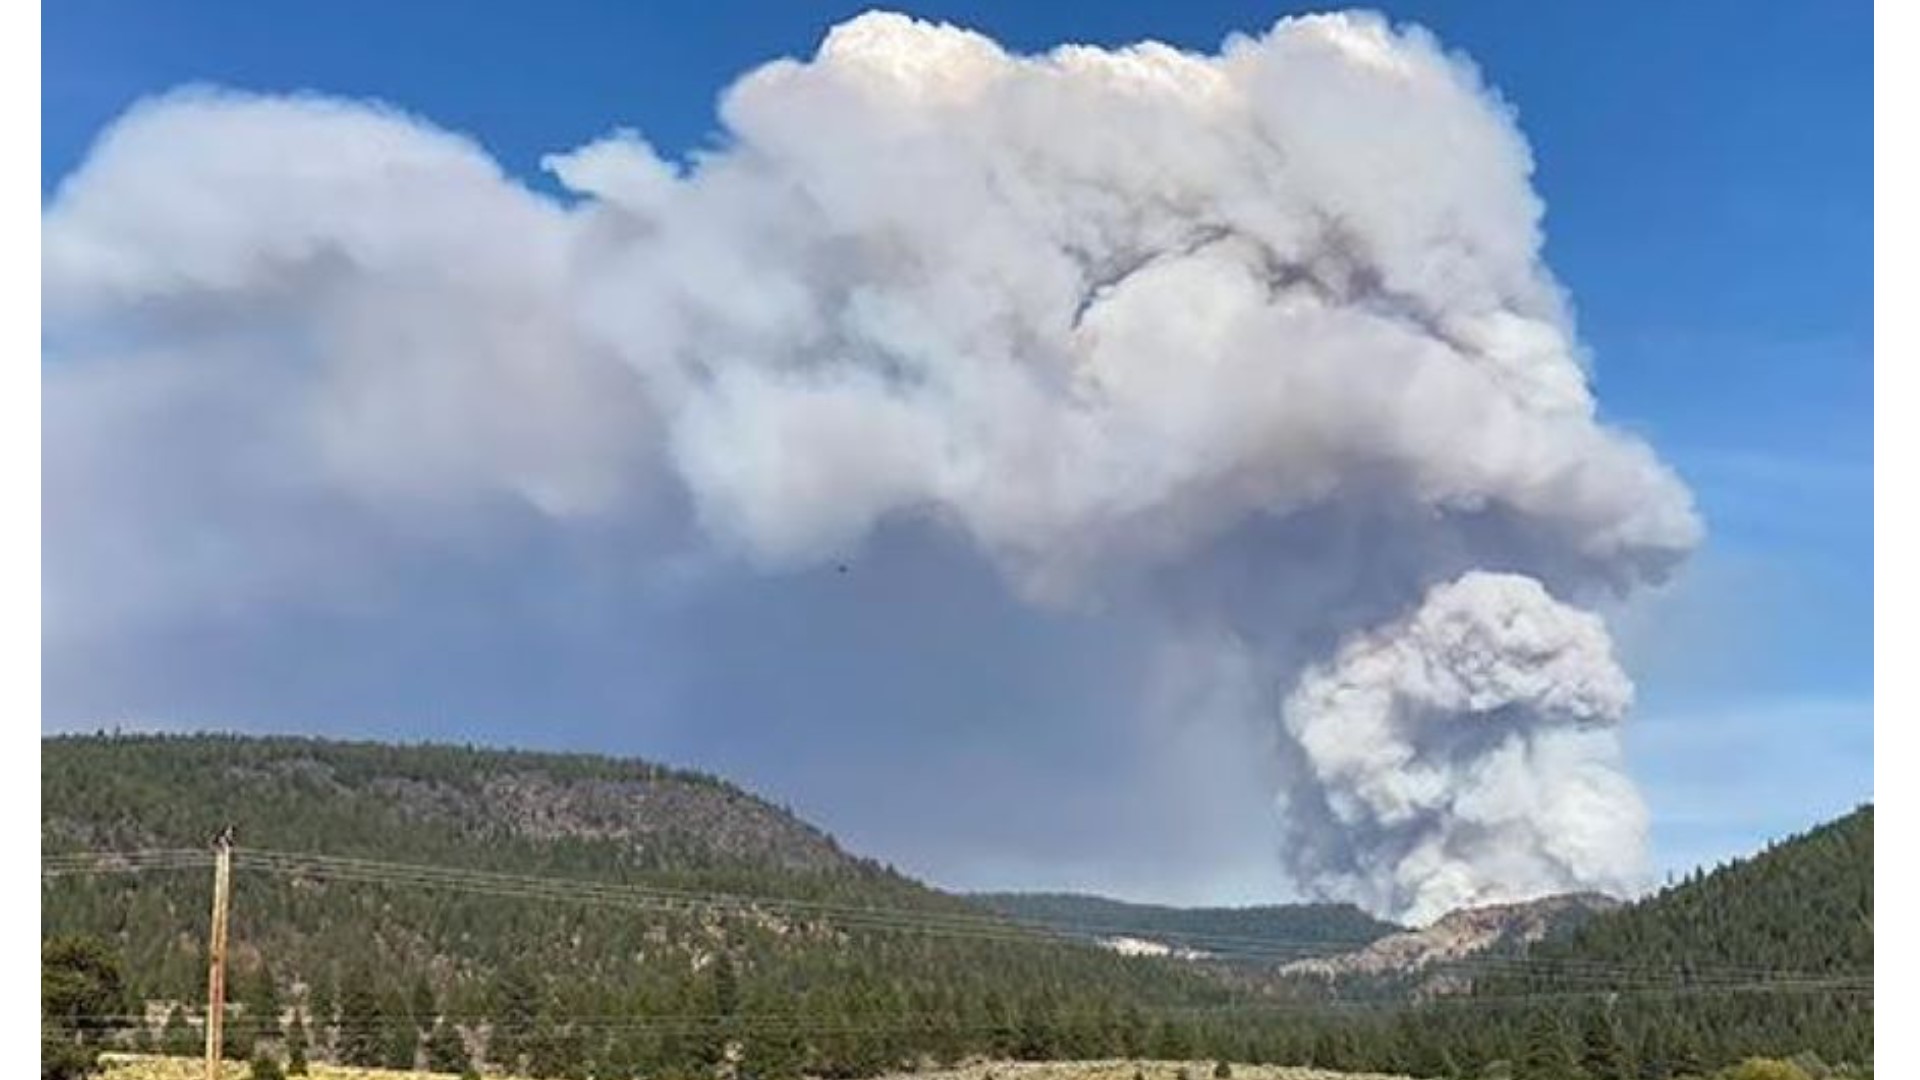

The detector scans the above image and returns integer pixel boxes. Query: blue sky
[42,1,1871,902]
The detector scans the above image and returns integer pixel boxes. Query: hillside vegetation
[1273,893,1618,1001]
[1467,805,1875,1071]
[93,1055,1420,1080]
[969,893,1397,963]
[1493,806,1872,984]
[43,734,1872,1079]
[42,734,1265,1077]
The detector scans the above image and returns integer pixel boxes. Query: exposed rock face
[1277,892,1621,980]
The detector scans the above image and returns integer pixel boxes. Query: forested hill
[41,733,1263,1077]
[45,732,990,998]
[44,732,887,881]
[969,891,1398,961]
[1489,804,1873,988]
[1462,804,1874,1074]
[41,734,1873,1078]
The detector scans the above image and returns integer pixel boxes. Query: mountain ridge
[967,891,1399,965]
[1275,891,1620,996]
[41,732,1873,1077]
[44,730,855,867]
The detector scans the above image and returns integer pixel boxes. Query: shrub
[42,935,129,1080]
[1788,1051,1834,1080]
[1718,1059,1813,1080]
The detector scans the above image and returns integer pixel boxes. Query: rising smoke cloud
[1279,571,1642,922]
[42,10,1700,922]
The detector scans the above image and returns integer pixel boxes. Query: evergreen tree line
[56,937,1872,1080]
[43,736,1873,1078]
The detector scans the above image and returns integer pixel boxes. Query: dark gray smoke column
[42,11,1699,922]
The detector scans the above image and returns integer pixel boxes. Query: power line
[44,977,1875,1041]
[42,849,213,877]
[43,845,1873,988]
[232,850,1868,986]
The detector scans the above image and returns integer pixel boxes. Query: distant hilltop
[968,891,1399,965]
[1277,891,1621,982]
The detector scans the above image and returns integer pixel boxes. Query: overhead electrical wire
[42,845,1872,991]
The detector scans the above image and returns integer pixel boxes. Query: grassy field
[98,1055,1417,1080]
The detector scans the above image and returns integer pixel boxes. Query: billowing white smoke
[42,10,1699,921]
[1279,571,1642,923]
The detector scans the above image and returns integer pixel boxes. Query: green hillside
[42,734,1256,1077]
[968,892,1397,963]
[1455,805,1875,1075]
[1494,805,1872,985]
[42,734,1874,1079]
[1231,807,1875,1078]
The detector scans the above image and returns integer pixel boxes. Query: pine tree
[527,1020,590,1080]
[409,974,438,1029]
[1582,1009,1635,1080]
[162,1004,198,1057]
[491,964,540,1073]
[245,961,284,1040]
[286,1011,309,1076]
[1153,1018,1194,1061]
[1670,1027,1707,1079]
[426,1019,470,1074]
[380,987,419,1071]
[1015,994,1060,1061]
[741,1026,806,1080]
[41,935,128,1080]
[696,954,739,1070]
[308,967,337,1029]
[1636,1021,1670,1080]
[711,952,739,1017]
[1518,1009,1580,1080]
[335,969,384,1067]
[225,1012,255,1063]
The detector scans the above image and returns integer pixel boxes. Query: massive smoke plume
[42,10,1699,922]
[1278,572,1642,921]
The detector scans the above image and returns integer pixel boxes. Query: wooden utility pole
[205,825,235,1080]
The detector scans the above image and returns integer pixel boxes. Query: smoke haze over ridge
[43,10,1700,922]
